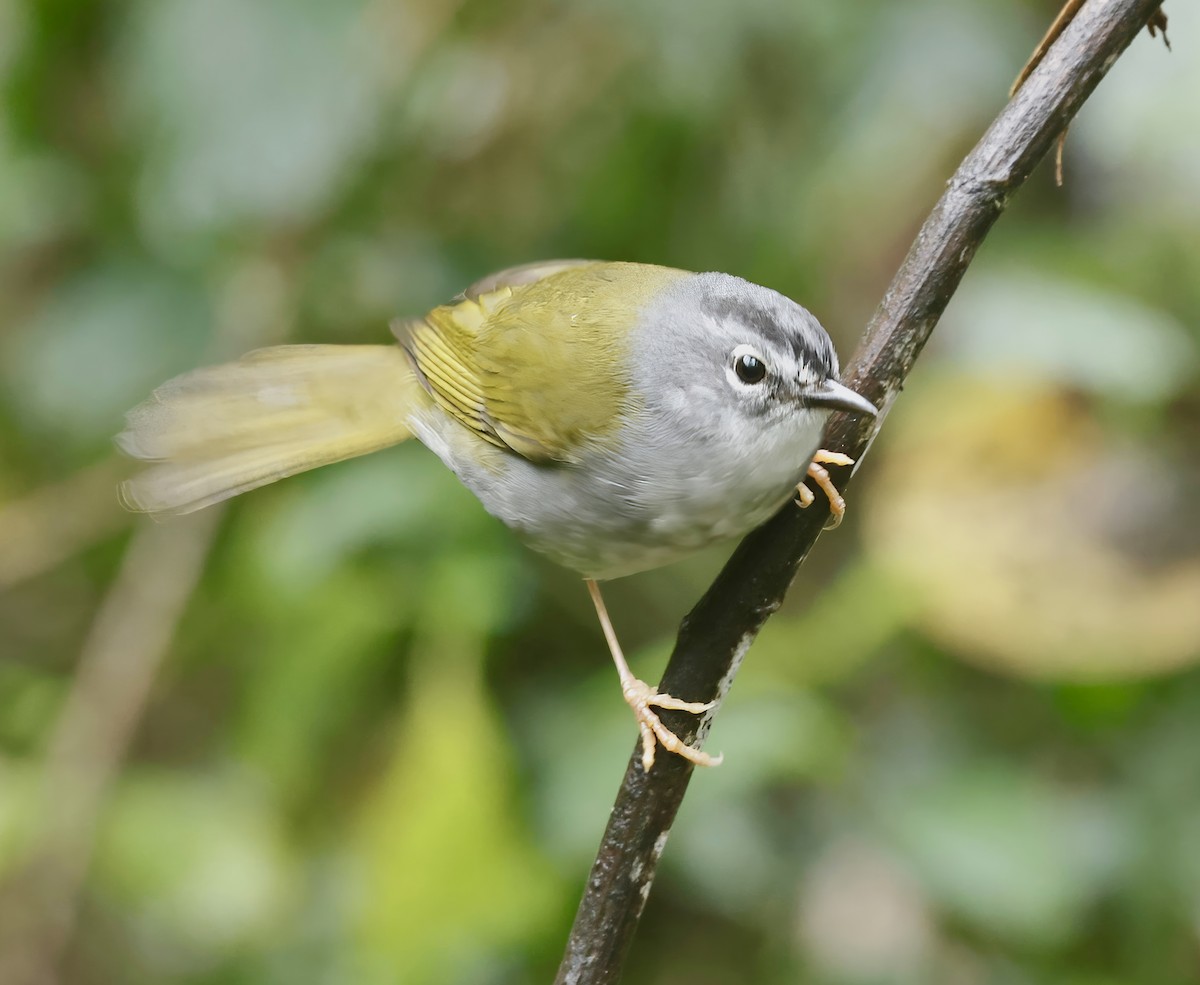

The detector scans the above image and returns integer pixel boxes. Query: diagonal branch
[555,1,1168,981]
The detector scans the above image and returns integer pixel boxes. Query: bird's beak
[800,379,878,417]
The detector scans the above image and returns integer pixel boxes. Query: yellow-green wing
[392,261,686,463]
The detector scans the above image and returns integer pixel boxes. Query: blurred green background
[1,1,1197,983]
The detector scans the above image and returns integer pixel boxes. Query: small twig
[1010,1,1169,185]
[0,461,129,590]
[0,258,289,985]
[1010,0,1087,97]
[1011,0,1168,95]
[0,514,221,985]
[555,1,1169,981]
[1147,9,1171,47]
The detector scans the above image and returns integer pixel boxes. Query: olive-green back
[392,260,686,463]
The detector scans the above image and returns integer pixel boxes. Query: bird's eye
[731,346,768,385]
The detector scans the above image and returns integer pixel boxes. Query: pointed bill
[801,379,878,416]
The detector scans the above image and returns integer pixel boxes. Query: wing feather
[392,261,686,462]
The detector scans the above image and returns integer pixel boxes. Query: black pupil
[735,353,766,384]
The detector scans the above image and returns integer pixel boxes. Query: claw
[587,579,723,772]
[795,449,854,527]
[621,678,722,772]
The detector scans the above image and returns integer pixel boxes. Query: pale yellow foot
[585,578,723,773]
[621,677,723,773]
[795,449,855,528]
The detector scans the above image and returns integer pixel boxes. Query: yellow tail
[118,344,423,515]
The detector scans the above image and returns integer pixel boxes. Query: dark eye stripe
[703,289,838,380]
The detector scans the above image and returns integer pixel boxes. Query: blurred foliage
[1,1,1198,983]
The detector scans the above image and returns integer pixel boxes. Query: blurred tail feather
[118,344,421,514]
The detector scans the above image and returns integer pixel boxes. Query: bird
[118,259,877,771]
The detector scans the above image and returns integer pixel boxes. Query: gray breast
[402,271,834,579]
[406,387,822,582]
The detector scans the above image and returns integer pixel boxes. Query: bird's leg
[795,450,855,528]
[585,579,723,773]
